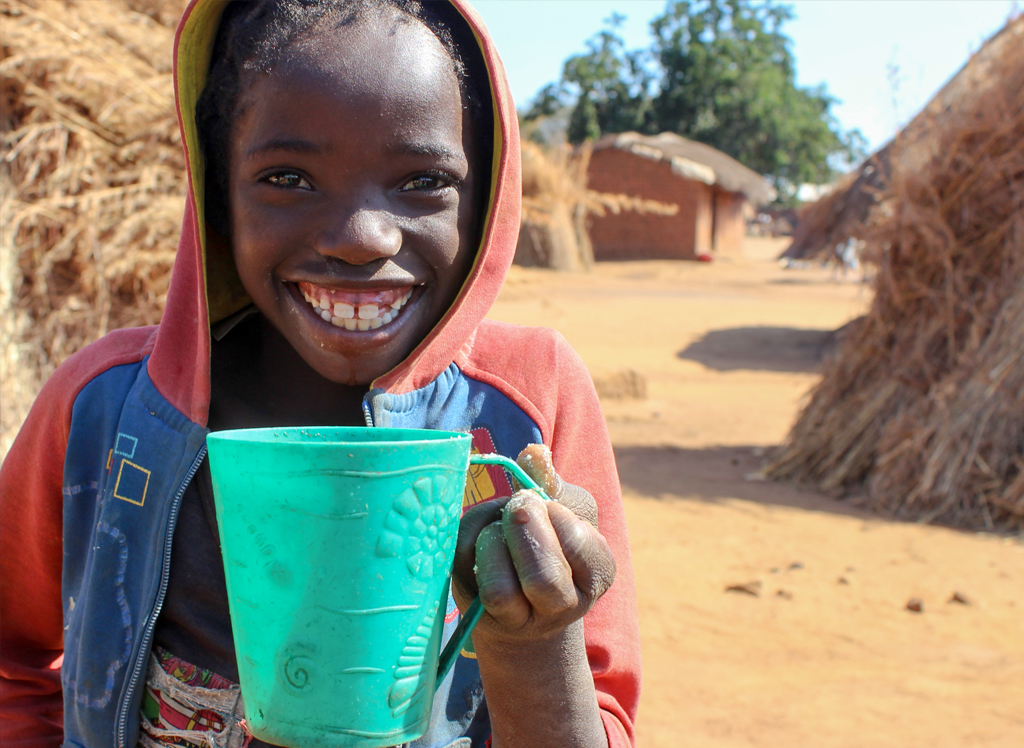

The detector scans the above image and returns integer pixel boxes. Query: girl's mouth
[296,281,414,331]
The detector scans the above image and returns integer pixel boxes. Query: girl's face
[227,12,480,385]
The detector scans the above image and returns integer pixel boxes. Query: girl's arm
[475,620,607,748]
[453,337,641,746]
[457,325,642,746]
[1,379,69,746]
[454,457,618,748]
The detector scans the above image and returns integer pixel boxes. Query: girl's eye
[400,174,450,192]
[264,172,312,190]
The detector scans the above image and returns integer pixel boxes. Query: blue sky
[473,1,1018,154]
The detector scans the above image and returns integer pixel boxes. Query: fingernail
[519,444,552,473]
[504,491,541,524]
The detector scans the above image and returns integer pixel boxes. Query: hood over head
[149,0,521,427]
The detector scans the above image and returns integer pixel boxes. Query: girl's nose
[313,208,402,264]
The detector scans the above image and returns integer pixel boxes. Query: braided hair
[196,0,493,236]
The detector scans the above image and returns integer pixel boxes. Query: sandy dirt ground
[488,238,1024,748]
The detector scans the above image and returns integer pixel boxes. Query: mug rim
[206,426,471,448]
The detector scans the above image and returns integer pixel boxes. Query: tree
[524,0,867,200]
[524,14,653,145]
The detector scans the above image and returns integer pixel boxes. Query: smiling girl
[0,2,640,747]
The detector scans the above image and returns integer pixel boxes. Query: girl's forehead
[234,13,462,130]
[276,11,457,93]
[233,13,472,167]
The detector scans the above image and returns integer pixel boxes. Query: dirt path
[489,239,1024,748]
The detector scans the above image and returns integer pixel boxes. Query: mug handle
[435,454,552,684]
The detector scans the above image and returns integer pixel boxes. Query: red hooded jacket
[0,2,641,746]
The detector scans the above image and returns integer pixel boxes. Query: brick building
[586,132,774,260]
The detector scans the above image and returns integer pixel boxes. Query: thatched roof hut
[586,132,773,260]
[784,14,1024,261]
[767,15,1024,530]
[595,132,774,204]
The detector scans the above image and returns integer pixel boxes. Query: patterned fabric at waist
[139,647,250,748]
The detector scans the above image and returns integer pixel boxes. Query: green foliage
[525,13,652,144]
[525,0,867,197]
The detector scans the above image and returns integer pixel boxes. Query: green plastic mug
[205,427,548,748]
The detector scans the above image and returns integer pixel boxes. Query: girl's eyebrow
[244,137,324,160]
[390,142,464,164]
[243,138,464,164]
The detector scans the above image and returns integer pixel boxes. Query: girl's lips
[295,281,415,331]
[295,282,413,309]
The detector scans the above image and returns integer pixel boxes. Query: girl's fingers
[515,443,563,499]
[555,481,599,528]
[546,501,616,605]
[501,492,579,617]
[516,444,598,527]
[462,450,612,635]
[474,521,530,628]
[452,498,508,603]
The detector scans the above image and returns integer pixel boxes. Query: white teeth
[305,287,413,331]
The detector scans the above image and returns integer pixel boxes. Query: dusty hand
[452,444,616,642]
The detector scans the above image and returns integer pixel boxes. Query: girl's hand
[451,444,617,643]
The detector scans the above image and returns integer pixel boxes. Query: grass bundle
[767,28,1024,530]
[781,152,888,262]
[591,368,647,401]
[517,141,677,271]
[784,16,1024,264]
[517,142,593,272]
[1,0,187,456]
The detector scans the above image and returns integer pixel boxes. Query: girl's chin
[293,314,426,385]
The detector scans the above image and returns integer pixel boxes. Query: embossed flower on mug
[376,475,459,579]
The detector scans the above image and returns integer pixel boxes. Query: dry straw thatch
[784,15,1024,263]
[517,142,593,272]
[781,151,888,263]
[767,20,1024,531]
[517,141,678,272]
[1,0,188,456]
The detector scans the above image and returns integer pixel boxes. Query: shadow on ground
[677,326,836,373]
[614,444,869,519]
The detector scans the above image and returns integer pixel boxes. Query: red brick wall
[586,148,711,260]
[695,184,713,256]
[713,189,747,255]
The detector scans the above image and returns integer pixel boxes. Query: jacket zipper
[362,393,375,427]
[116,444,207,748]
